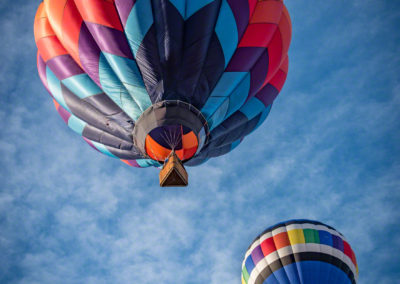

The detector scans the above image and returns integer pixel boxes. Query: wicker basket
[159,151,188,187]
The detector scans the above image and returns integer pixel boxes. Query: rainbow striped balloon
[241,220,359,284]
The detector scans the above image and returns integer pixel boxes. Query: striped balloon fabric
[34,0,291,169]
[242,220,359,284]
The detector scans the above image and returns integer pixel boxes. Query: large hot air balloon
[241,219,359,284]
[34,0,291,186]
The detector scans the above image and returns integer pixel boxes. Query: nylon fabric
[40,56,133,142]
[38,53,146,164]
[42,0,147,121]
[187,107,268,165]
[75,0,153,112]
[201,0,290,134]
[34,10,137,132]
[35,0,292,169]
[241,220,358,284]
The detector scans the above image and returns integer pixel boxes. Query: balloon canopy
[241,219,359,284]
[34,0,291,184]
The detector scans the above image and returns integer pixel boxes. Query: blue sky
[0,1,399,283]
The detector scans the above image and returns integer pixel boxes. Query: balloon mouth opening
[145,124,199,162]
[133,100,209,163]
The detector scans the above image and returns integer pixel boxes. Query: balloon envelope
[34,0,291,169]
[241,219,358,284]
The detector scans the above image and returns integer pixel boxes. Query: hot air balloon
[241,219,359,284]
[34,0,291,186]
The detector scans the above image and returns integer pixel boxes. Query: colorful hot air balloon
[34,0,291,186]
[241,220,359,284]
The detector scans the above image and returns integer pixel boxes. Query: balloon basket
[159,151,188,187]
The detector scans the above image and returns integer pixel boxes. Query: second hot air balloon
[241,219,359,284]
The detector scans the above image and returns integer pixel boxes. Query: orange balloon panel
[145,131,199,162]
